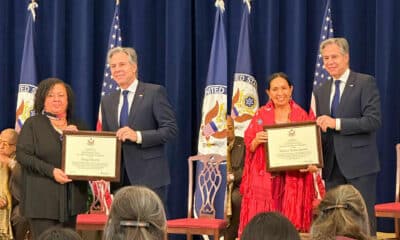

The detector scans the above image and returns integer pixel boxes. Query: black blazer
[16,115,88,221]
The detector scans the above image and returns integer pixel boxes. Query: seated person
[103,186,166,240]
[0,128,18,239]
[38,226,82,240]
[226,115,245,239]
[0,128,30,240]
[241,212,301,240]
[310,184,371,240]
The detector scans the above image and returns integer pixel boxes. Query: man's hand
[116,127,138,142]
[53,168,72,184]
[316,115,336,132]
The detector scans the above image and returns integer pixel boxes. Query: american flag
[92,1,122,208]
[310,0,334,201]
[96,2,122,131]
[310,0,334,117]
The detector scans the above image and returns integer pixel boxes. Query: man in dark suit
[101,47,178,206]
[314,38,381,234]
[226,115,245,239]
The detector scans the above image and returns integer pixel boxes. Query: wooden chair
[375,144,400,239]
[76,181,110,233]
[167,154,228,240]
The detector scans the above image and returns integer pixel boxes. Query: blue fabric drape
[1,0,399,234]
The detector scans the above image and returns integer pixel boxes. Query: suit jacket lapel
[320,81,333,115]
[129,82,145,123]
[338,71,356,116]
[110,91,120,129]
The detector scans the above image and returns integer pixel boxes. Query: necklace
[42,110,68,132]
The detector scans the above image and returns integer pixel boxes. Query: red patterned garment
[238,100,317,236]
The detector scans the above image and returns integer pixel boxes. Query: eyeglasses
[0,138,15,148]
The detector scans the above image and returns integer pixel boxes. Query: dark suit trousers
[111,166,169,213]
[325,158,377,236]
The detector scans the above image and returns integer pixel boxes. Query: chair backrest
[396,144,400,202]
[186,154,226,219]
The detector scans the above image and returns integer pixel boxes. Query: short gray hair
[320,37,350,55]
[103,186,166,240]
[107,47,138,65]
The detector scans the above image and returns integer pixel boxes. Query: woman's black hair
[34,77,75,120]
[266,72,292,90]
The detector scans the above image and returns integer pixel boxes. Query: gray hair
[320,37,350,55]
[107,47,138,78]
[103,186,166,240]
[310,185,371,240]
[1,128,18,145]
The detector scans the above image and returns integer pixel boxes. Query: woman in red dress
[238,72,320,236]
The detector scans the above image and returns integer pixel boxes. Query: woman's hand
[53,168,72,184]
[0,196,7,209]
[250,131,268,152]
[299,165,318,173]
[64,124,78,132]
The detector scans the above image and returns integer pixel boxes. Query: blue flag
[231,1,259,137]
[310,0,334,117]
[15,2,39,132]
[195,2,228,231]
[97,2,122,131]
[198,1,228,155]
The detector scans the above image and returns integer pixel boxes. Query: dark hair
[103,186,166,240]
[241,212,301,240]
[311,185,371,240]
[34,77,75,120]
[266,72,292,90]
[38,227,82,240]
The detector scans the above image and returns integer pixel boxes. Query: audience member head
[241,212,301,240]
[311,184,371,240]
[38,227,82,240]
[0,128,18,157]
[103,186,166,240]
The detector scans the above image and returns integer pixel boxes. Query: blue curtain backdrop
[1,0,399,233]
